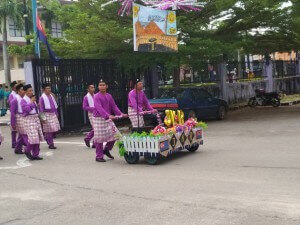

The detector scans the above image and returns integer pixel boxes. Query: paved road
[0,106,299,225]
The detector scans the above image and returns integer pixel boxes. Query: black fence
[159,60,299,85]
[32,59,153,130]
[157,61,221,86]
[273,60,299,77]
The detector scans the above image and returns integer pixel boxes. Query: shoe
[12,144,16,149]
[33,156,43,160]
[14,150,24,155]
[25,152,34,160]
[84,138,90,148]
[49,145,57,149]
[96,158,106,162]
[0,156,3,160]
[92,144,96,148]
[104,150,114,159]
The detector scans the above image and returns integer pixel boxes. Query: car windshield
[160,89,186,99]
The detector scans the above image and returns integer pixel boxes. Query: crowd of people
[0,79,159,162]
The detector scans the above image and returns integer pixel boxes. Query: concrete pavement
[0,106,299,225]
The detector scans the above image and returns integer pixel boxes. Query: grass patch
[280,94,300,103]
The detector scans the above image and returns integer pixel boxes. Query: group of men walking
[0,82,60,160]
[0,79,158,162]
[82,79,158,162]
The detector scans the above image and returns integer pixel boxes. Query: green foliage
[196,121,208,129]
[116,140,126,157]
[0,0,24,33]
[8,44,34,56]
[18,0,300,69]
[130,131,159,138]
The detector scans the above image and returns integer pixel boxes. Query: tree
[0,0,23,85]
[12,0,300,85]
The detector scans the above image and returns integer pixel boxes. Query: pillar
[218,62,228,101]
[266,61,274,92]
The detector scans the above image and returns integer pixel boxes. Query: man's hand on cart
[142,110,158,115]
[151,109,158,114]
[109,115,115,120]
[113,114,128,120]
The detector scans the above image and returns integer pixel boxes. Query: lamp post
[31,0,40,58]
[23,0,30,45]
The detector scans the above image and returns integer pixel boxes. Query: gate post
[218,62,228,101]
[266,61,274,92]
[296,58,300,75]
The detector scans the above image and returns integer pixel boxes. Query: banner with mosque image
[133,3,178,52]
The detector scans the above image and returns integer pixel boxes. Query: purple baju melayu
[128,89,154,127]
[21,96,44,157]
[93,92,122,160]
[8,91,17,148]
[39,94,60,147]
[82,93,94,143]
[10,95,27,153]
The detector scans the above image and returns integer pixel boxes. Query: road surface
[0,106,299,225]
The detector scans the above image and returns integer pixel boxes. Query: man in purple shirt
[39,84,61,149]
[21,84,44,160]
[82,84,96,148]
[93,80,127,162]
[128,80,157,127]
[8,81,18,148]
[10,84,27,154]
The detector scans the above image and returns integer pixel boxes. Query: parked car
[149,88,228,120]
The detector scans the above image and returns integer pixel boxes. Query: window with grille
[9,20,25,37]
[51,21,63,38]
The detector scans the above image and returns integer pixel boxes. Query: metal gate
[31,59,153,130]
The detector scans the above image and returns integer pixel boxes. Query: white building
[0,0,68,84]
[0,17,27,84]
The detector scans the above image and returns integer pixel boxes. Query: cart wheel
[124,153,140,164]
[144,154,160,165]
[187,143,199,152]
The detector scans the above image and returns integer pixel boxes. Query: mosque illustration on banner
[133,4,178,52]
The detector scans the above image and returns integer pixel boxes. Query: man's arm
[21,99,35,115]
[82,96,94,112]
[39,97,45,112]
[143,92,154,111]
[110,95,122,116]
[10,100,17,127]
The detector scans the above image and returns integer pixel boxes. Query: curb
[229,100,300,110]
[229,104,248,111]
[280,100,300,106]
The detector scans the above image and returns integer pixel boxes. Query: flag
[36,14,60,63]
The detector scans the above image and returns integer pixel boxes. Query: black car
[149,88,228,120]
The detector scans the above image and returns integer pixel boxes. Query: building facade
[0,0,68,84]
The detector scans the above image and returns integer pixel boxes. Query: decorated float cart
[117,110,207,165]
[101,0,205,164]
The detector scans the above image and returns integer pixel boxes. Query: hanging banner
[133,4,178,52]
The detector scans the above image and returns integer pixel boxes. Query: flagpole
[31,0,40,58]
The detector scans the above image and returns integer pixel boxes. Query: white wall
[0,68,25,84]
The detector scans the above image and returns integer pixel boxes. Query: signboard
[133,4,178,52]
